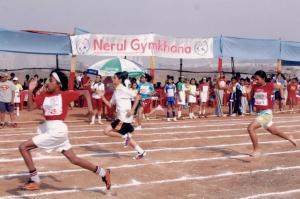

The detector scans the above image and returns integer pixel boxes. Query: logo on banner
[76,38,90,55]
[194,40,209,56]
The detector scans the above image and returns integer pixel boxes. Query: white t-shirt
[90,82,105,99]
[110,84,137,123]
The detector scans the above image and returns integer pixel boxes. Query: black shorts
[0,102,14,113]
[111,119,134,135]
[275,91,282,101]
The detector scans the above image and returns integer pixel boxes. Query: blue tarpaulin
[282,60,300,66]
[2,27,300,62]
[0,28,71,55]
[280,41,300,62]
[221,36,280,60]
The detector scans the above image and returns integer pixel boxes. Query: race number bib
[167,89,174,97]
[202,86,209,92]
[254,92,268,106]
[140,86,150,94]
[43,95,63,116]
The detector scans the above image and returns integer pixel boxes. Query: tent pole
[149,56,155,83]
[179,58,183,77]
[69,55,76,90]
[56,54,59,69]
[218,57,223,74]
[231,57,235,75]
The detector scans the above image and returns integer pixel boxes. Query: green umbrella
[87,57,144,77]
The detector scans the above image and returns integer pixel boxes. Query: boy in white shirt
[102,72,146,160]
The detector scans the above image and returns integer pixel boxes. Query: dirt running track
[0,108,299,199]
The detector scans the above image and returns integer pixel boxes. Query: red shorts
[142,99,152,114]
[92,98,103,111]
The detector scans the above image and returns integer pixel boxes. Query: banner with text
[71,34,214,59]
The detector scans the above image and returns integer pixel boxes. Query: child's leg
[178,105,182,118]
[247,121,262,156]
[104,125,122,138]
[90,109,97,124]
[16,103,20,116]
[62,148,111,190]
[128,137,145,154]
[137,107,143,127]
[19,139,38,174]
[171,105,176,118]
[199,102,202,115]
[0,112,4,124]
[167,105,171,118]
[266,125,297,147]
[63,148,98,171]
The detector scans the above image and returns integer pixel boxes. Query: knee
[104,128,110,135]
[18,143,27,152]
[104,130,109,135]
[247,125,253,133]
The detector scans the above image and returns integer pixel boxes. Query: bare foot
[288,135,297,147]
[249,150,262,157]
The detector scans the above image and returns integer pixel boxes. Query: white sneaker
[173,117,177,122]
[167,118,171,122]
[135,126,142,130]
[90,121,95,125]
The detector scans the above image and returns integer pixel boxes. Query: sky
[0,0,299,73]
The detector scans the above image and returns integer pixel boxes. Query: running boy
[18,70,111,191]
[101,71,146,160]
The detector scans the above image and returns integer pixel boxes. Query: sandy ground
[0,108,300,199]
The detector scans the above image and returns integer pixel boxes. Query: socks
[91,115,95,123]
[95,166,106,177]
[30,169,40,183]
[178,111,181,118]
[98,115,103,124]
[122,133,132,139]
[135,145,144,154]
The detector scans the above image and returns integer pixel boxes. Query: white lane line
[1,127,299,152]
[1,165,300,199]
[240,189,300,199]
[1,118,300,138]
[0,139,299,163]
[2,115,300,132]
[1,149,300,179]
